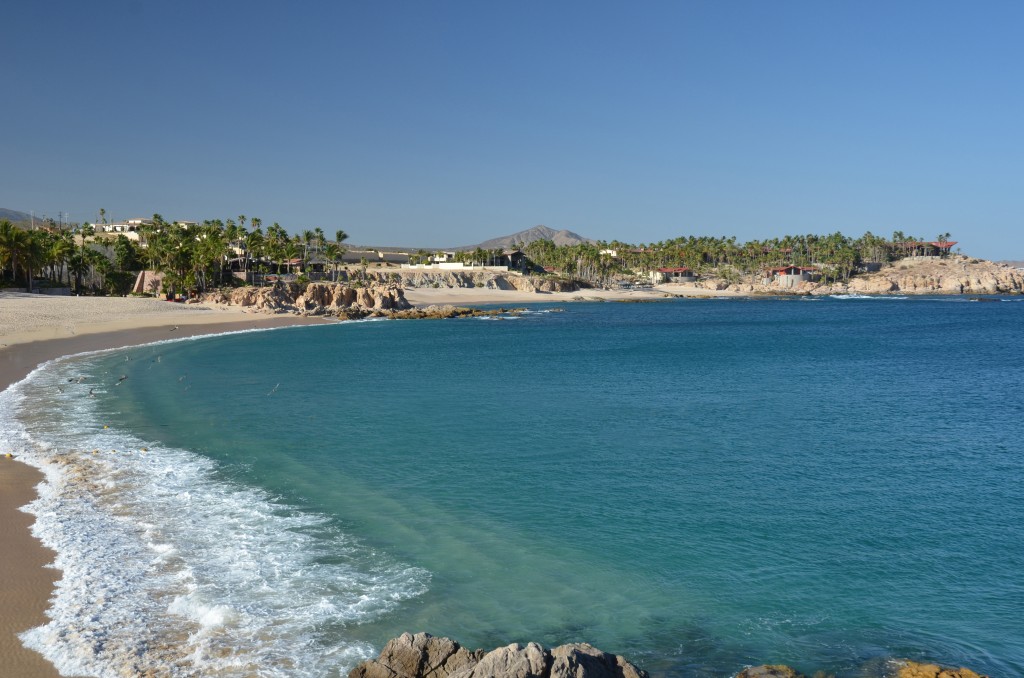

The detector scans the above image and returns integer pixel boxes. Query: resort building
[770,265,820,288]
[99,218,153,235]
[650,267,697,283]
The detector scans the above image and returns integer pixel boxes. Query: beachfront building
[771,265,820,288]
[650,267,697,284]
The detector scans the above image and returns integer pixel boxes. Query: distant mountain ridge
[0,207,34,223]
[464,225,594,250]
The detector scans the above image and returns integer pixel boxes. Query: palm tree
[75,223,95,292]
[283,239,300,275]
[0,220,29,284]
[322,243,341,281]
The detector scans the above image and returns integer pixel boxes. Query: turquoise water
[4,297,1023,677]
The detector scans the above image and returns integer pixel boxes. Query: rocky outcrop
[843,257,1024,295]
[349,633,647,678]
[665,256,1024,296]
[351,636,993,678]
[340,270,582,294]
[350,633,485,678]
[893,660,988,678]
[199,282,411,317]
[389,306,529,320]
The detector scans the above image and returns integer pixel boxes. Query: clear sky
[2,1,1022,258]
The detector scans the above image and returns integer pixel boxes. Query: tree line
[524,230,956,284]
[1,214,955,294]
[0,215,349,295]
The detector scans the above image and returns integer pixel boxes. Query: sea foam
[1,354,428,677]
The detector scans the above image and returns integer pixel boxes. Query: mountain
[0,208,34,224]
[465,225,595,250]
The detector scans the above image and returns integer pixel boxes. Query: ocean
[2,296,1022,677]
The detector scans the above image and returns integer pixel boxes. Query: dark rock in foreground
[351,635,992,678]
[349,633,647,678]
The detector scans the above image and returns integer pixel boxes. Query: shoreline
[402,284,749,306]
[0,295,331,677]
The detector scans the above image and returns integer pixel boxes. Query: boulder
[349,635,648,678]
[894,660,988,678]
[349,632,483,678]
[450,643,549,678]
[549,643,646,678]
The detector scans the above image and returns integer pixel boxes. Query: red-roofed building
[771,265,820,288]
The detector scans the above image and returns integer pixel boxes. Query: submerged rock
[735,666,805,678]
[349,634,648,678]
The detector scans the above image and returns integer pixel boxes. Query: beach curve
[0,293,330,677]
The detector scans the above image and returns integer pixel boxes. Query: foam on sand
[1,356,428,677]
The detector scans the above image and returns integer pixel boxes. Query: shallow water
[3,297,1022,677]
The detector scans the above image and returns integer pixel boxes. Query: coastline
[402,284,747,306]
[0,295,331,677]
[1,289,1006,676]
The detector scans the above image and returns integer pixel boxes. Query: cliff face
[199,282,410,316]
[668,257,1024,296]
[841,257,1024,295]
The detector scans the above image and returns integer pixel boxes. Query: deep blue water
[5,296,1023,677]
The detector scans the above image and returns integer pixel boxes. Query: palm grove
[1,215,954,294]
[0,215,349,296]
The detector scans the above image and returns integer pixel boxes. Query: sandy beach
[402,283,747,306]
[0,293,331,677]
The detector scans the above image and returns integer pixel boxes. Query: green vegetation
[524,231,956,285]
[1,211,958,295]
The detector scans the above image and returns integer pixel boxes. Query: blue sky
[2,1,1022,258]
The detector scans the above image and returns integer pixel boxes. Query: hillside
[466,225,594,250]
[0,208,34,224]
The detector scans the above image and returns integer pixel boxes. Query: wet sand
[0,295,330,677]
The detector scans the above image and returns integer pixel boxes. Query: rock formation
[352,634,993,678]
[839,257,1024,295]
[199,281,411,317]
[893,660,987,678]
[349,633,647,678]
[389,306,529,320]
[663,256,1023,296]
[339,270,581,294]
